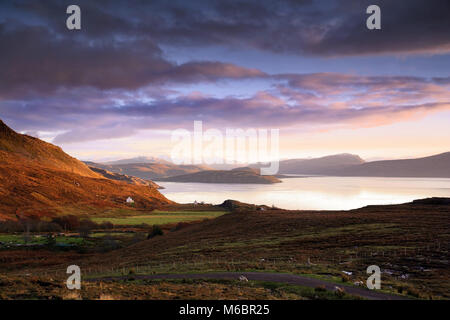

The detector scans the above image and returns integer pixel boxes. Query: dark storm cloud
[7,0,450,55]
[0,0,448,95]
[0,23,265,97]
[0,23,168,95]
[141,0,450,56]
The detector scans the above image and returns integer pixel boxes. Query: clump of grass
[314,285,327,292]
[396,285,422,298]
[397,285,405,294]
[407,287,421,298]
[341,274,351,283]
[258,281,359,300]
[334,287,346,298]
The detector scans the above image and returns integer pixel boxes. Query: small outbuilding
[126,197,135,204]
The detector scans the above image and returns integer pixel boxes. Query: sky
[0,0,449,162]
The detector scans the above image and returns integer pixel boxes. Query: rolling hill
[269,152,450,178]
[87,166,162,189]
[74,199,449,298]
[156,167,282,184]
[102,156,172,165]
[329,152,450,178]
[276,154,364,175]
[0,120,171,219]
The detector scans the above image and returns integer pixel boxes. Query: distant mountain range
[157,167,281,184]
[87,158,281,184]
[102,156,172,165]
[0,119,171,219]
[255,153,450,178]
[275,154,364,175]
[89,152,450,183]
[326,152,450,178]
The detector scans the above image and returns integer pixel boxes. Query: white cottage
[126,197,135,204]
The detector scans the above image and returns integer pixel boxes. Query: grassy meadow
[90,210,226,226]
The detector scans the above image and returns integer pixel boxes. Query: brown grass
[0,275,304,300]
[1,201,449,299]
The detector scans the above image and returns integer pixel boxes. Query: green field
[90,232,135,238]
[0,234,86,245]
[91,211,227,226]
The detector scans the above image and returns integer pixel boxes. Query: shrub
[397,286,406,294]
[78,225,92,238]
[334,287,346,298]
[341,274,351,282]
[172,222,189,232]
[314,285,327,292]
[52,215,80,231]
[0,220,23,232]
[79,219,97,230]
[45,234,56,247]
[0,219,63,233]
[147,225,164,239]
[46,222,63,232]
[407,287,421,298]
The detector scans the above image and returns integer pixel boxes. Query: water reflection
[159,176,450,210]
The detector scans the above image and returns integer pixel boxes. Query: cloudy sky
[0,0,449,161]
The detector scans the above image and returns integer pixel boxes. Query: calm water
[158,176,450,210]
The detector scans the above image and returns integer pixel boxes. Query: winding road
[90,271,407,300]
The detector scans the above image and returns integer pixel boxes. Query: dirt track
[91,272,408,300]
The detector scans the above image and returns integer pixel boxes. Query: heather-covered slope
[0,120,100,178]
[0,120,172,219]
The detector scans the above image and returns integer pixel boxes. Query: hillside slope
[0,120,171,219]
[156,167,282,184]
[102,156,172,165]
[0,120,100,178]
[277,154,364,175]
[329,152,450,178]
[87,166,162,189]
[81,199,449,298]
